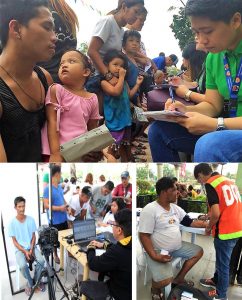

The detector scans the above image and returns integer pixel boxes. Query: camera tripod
[28,252,69,300]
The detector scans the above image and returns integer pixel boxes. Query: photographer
[43,165,68,264]
[8,197,45,296]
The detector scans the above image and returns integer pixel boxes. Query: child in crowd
[123,30,148,161]
[41,50,101,162]
[154,70,165,85]
[101,49,144,162]
[98,198,126,227]
[122,30,142,106]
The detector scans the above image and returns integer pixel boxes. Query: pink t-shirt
[41,84,100,155]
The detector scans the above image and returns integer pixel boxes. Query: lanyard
[223,55,242,117]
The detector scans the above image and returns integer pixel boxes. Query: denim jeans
[15,247,45,288]
[148,121,242,162]
[148,121,200,162]
[194,130,242,162]
[213,238,238,298]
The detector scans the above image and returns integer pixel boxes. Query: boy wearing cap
[69,186,92,220]
[112,171,132,209]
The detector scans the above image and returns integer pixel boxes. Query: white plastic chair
[142,250,183,299]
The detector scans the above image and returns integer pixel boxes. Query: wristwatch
[184,90,193,102]
[104,72,113,81]
[216,117,226,131]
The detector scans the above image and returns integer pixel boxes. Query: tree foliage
[78,42,88,55]
[169,7,194,50]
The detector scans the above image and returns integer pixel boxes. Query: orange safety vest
[206,175,242,240]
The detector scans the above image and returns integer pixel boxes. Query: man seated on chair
[8,196,46,296]
[139,177,207,300]
[86,208,132,300]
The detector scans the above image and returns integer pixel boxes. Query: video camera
[38,225,58,256]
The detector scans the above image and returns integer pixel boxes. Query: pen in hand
[169,86,175,103]
[169,86,178,112]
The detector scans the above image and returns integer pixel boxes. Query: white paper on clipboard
[142,110,188,122]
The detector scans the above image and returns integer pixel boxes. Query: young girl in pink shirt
[41,50,100,162]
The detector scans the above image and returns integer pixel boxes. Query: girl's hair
[108,0,144,15]
[0,0,48,49]
[122,29,141,47]
[49,0,79,38]
[112,198,126,211]
[85,173,93,185]
[182,42,207,81]
[103,49,129,71]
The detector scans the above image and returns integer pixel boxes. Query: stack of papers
[142,110,188,122]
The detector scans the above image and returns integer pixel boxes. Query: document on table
[142,110,188,122]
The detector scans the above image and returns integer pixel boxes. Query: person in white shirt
[139,177,206,300]
[69,186,92,220]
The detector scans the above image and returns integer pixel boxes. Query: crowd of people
[1,0,241,162]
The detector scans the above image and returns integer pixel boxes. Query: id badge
[229,98,237,117]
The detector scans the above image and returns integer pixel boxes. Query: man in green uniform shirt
[148,0,242,162]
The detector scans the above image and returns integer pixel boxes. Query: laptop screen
[73,219,96,242]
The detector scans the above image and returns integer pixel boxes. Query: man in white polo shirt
[139,177,207,300]
[69,186,92,220]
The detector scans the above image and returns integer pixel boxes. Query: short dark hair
[51,165,61,177]
[112,198,126,211]
[122,30,141,47]
[185,0,242,23]
[194,163,213,179]
[0,0,49,48]
[70,177,76,184]
[188,185,193,191]
[172,177,178,182]
[104,181,115,191]
[14,196,26,207]
[114,208,132,237]
[81,186,92,198]
[159,52,165,57]
[156,177,176,196]
[103,49,129,71]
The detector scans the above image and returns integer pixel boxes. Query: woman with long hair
[38,0,79,82]
[86,0,144,114]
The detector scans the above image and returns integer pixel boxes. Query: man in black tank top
[0,0,56,162]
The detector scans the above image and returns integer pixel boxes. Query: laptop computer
[73,219,96,251]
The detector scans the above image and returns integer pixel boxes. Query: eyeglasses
[107,221,120,228]
[121,177,127,180]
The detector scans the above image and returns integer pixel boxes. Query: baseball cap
[81,186,92,198]
[169,54,178,65]
[121,171,130,178]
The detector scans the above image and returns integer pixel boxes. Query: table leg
[81,263,89,300]
[60,243,64,276]
[191,233,196,244]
